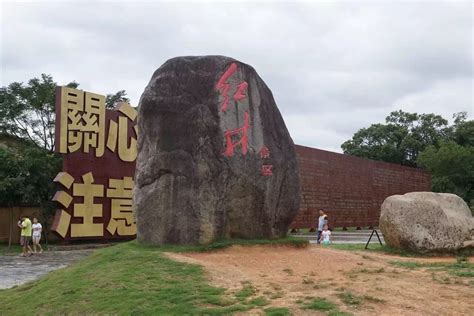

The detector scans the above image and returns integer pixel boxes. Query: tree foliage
[339,123,408,165]
[343,110,473,208]
[0,74,78,151]
[106,90,129,110]
[0,145,61,207]
[0,74,130,152]
[0,147,27,207]
[341,110,456,167]
[453,119,474,147]
[0,74,129,215]
[418,141,474,210]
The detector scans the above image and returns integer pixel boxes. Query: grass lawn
[298,297,352,315]
[328,243,474,258]
[0,238,307,315]
[0,243,22,255]
[389,260,474,278]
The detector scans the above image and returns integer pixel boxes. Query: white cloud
[1,0,472,152]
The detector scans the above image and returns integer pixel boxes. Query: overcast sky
[1,0,472,152]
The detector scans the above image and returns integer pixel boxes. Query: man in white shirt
[31,217,43,254]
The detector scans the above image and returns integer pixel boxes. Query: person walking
[32,217,43,254]
[18,216,33,257]
[316,209,328,244]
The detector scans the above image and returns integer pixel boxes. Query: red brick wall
[291,145,431,229]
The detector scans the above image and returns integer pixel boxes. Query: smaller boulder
[380,192,474,253]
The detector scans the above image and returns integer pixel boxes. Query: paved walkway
[0,250,93,289]
[291,229,385,244]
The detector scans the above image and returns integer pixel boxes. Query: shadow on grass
[138,236,309,253]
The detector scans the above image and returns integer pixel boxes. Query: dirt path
[166,245,474,315]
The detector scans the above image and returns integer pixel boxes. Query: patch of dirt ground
[166,245,474,315]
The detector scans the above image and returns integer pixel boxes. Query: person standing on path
[32,218,43,254]
[317,209,328,244]
[18,216,32,257]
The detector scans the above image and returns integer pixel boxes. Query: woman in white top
[32,218,43,253]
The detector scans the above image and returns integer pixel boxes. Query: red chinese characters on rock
[259,146,271,159]
[233,82,249,101]
[218,62,252,158]
[259,146,273,177]
[216,63,273,177]
[223,112,250,157]
[216,63,249,113]
[261,165,273,176]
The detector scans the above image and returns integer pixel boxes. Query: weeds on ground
[298,296,352,315]
[302,276,314,284]
[265,307,291,316]
[353,267,385,274]
[301,297,336,311]
[283,268,294,276]
[362,295,385,303]
[328,311,354,316]
[391,260,473,287]
[336,289,385,306]
[337,291,361,306]
[389,260,474,278]
[313,283,329,289]
[248,296,269,307]
[330,243,474,258]
[269,291,284,299]
[235,283,256,300]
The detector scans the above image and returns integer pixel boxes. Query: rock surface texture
[380,192,474,253]
[134,56,300,245]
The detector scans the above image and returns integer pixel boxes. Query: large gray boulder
[380,192,474,253]
[134,56,300,245]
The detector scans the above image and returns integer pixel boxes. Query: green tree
[0,74,130,151]
[22,146,62,244]
[0,147,29,247]
[453,119,474,147]
[0,74,78,151]
[417,141,474,210]
[343,110,473,209]
[106,90,130,109]
[0,74,129,229]
[339,123,408,164]
[342,110,455,166]
[0,147,27,206]
[0,145,61,246]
